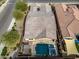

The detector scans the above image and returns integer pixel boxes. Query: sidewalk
[0,0,9,13]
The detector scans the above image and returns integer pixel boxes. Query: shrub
[13,10,24,20]
[15,1,28,12]
[1,47,7,56]
[1,30,20,47]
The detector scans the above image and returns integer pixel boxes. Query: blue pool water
[35,44,56,56]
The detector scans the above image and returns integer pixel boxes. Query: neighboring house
[54,4,79,38]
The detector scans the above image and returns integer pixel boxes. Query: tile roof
[54,4,70,37]
[54,4,79,38]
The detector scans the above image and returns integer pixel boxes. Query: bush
[13,0,28,20]
[1,30,20,47]
[1,47,7,56]
[15,1,28,12]
[13,10,24,20]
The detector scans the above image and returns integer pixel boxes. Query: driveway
[24,3,57,39]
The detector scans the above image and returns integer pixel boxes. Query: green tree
[1,47,7,56]
[0,30,20,47]
[13,10,24,20]
[15,1,28,12]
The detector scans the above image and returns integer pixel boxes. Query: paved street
[24,3,57,39]
[26,0,50,3]
[26,0,78,3]
[0,0,16,36]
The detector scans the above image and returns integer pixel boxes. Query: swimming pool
[35,44,57,56]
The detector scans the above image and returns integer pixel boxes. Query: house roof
[54,4,79,38]
[54,4,70,37]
